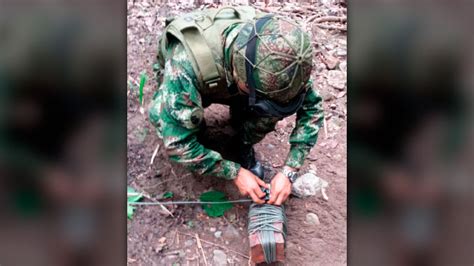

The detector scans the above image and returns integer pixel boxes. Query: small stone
[336,48,347,57]
[320,88,335,101]
[322,53,339,70]
[145,17,155,32]
[327,70,346,90]
[315,62,327,73]
[337,91,346,98]
[210,227,216,233]
[228,213,236,222]
[184,239,194,247]
[292,172,329,198]
[212,249,227,266]
[223,225,240,241]
[320,0,333,7]
[214,231,222,238]
[339,61,347,73]
[306,213,320,225]
[276,119,288,130]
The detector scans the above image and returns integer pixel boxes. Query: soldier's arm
[285,80,324,169]
[149,44,241,180]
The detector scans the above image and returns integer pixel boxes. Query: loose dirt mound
[127,1,347,265]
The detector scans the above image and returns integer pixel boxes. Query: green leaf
[127,187,143,203]
[162,191,174,199]
[127,205,135,220]
[127,187,143,220]
[139,71,148,106]
[199,191,233,217]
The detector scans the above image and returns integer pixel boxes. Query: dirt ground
[127,1,347,265]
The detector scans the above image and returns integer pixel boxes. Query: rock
[322,53,339,70]
[315,62,327,73]
[223,225,240,241]
[292,172,329,198]
[307,152,318,161]
[154,236,167,253]
[339,61,347,73]
[336,47,347,57]
[328,119,342,132]
[210,227,217,233]
[327,70,346,90]
[145,16,155,32]
[276,119,289,132]
[337,91,346,98]
[212,249,227,266]
[306,213,320,225]
[320,88,335,101]
[184,239,194,247]
[214,231,222,238]
[328,139,339,149]
[228,213,236,222]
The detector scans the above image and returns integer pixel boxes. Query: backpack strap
[165,13,222,89]
[181,26,221,89]
[163,7,259,90]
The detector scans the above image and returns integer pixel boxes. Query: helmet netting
[232,16,313,102]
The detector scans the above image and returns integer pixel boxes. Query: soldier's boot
[238,145,264,179]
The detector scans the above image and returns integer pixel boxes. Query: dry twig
[179,232,250,259]
[316,24,347,31]
[150,143,160,165]
[141,174,191,190]
[195,234,209,266]
[315,16,346,23]
[137,188,174,217]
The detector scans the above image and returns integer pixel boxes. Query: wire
[129,199,253,206]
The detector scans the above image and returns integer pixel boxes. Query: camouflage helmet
[231,16,313,104]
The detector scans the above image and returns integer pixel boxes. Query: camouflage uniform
[149,20,324,180]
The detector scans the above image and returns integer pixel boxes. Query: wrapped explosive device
[248,203,287,264]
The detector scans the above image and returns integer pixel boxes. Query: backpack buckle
[206,77,221,89]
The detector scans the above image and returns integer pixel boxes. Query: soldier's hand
[233,167,269,204]
[267,172,292,205]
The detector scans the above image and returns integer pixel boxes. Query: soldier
[149,6,324,205]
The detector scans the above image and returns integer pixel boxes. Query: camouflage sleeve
[149,43,241,180]
[285,80,324,169]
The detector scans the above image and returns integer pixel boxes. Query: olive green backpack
[156,6,262,91]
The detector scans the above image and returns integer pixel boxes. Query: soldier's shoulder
[164,42,197,81]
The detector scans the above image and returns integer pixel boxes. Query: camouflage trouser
[227,96,281,148]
